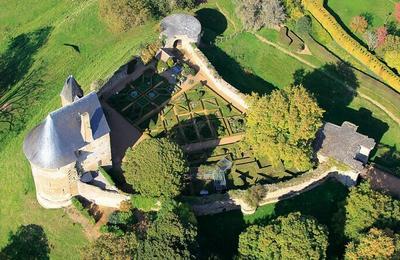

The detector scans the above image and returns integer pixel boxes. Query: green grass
[0,0,157,258]
[326,0,395,29]
[197,179,349,259]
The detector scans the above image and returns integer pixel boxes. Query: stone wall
[183,43,248,112]
[77,181,129,208]
[191,165,359,216]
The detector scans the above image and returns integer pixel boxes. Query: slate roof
[60,75,83,103]
[160,14,202,42]
[23,92,110,169]
[315,121,376,171]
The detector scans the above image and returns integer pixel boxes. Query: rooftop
[160,14,202,42]
[315,121,376,171]
[60,75,83,104]
[23,92,110,169]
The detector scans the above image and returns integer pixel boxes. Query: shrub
[131,195,159,212]
[71,197,96,224]
[140,40,162,64]
[350,15,368,33]
[156,60,168,73]
[98,0,152,32]
[296,15,312,34]
[166,58,174,68]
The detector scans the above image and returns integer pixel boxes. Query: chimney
[80,112,94,143]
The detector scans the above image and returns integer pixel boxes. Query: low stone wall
[78,181,129,208]
[190,164,358,216]
[183,42,248,112]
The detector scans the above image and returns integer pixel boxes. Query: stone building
[160,13,202,48]
[315,121,376,186]
[23,76,128,209]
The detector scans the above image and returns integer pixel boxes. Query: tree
[236,0,286,31]
[363,30,378,51]
[350,16,368,33]
[376,26,388,48]
[122,138,188,198]
[1,224,50,260]
[395,2,400,23]
[283,0,304,21]
[385,50,400,72]
[345,228,398,260]
[138,202,199,259]
[243,85,324,170]
[238,212,329,259]
[98,0,152,32]
[335,181,400,241]
[82,233,139,260]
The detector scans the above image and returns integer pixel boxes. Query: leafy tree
[363,30,378,51]
[122,138,188,198]
[296,15,312,34]
[138,202,198,259]
[380,34,400,52]
[350,16,368,33]
[282,0,304,21]
[385,50,400,72]
[345,228,398,260]
[335,181,400,241]
[147,0,196,17]
[236,0,286,31]
[82,233,139,259]
[376,26,388,48]
[1,224,50,260]
[243,85,324,170]
[238,212,329,259]
[99,0,152,32]
[395,2,400,23]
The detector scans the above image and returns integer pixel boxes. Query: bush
[131,195,159,212]
[296,15,312,35]
[98,0,152,32]
[71,197,96,224]
[140,40,162,64]
[156,60,168,73]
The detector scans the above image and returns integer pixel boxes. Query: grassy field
[0,0,157,258]
[197,179,349,259]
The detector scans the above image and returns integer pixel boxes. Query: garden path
[183,134,244,152]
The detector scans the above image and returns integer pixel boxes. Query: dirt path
[64,206,100,241]
[254,33,400,126]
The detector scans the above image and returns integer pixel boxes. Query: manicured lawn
[0,0,157,258]
[197,179,349,259]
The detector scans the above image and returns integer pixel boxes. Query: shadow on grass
[293,63,389,146]
[0,27,52,96]
[0,224,50,259]
[196,179,349,259]
[195,7,276,95]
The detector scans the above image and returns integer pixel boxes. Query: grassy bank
[0,0,157,258]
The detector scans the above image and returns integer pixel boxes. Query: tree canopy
[236,0,286,31]
[345,228,399,260]
[238,212,329,259]
[122,138,188,198]
[335,181,400,241]
[243,85,324,170]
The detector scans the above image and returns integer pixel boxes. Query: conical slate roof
[160,14,202,42]
[23,92,110,169]
[60,75,83,103]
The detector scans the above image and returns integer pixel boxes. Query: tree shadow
[293,63,389,145]
[197,210,246,260]
[0,27,52,96]
[0,224,50,260]
[195,8,276,95]
[372,144,400,174]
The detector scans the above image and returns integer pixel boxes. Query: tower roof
[23,92,110,169]
[160,14,202,43]
[60,75,83,103]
